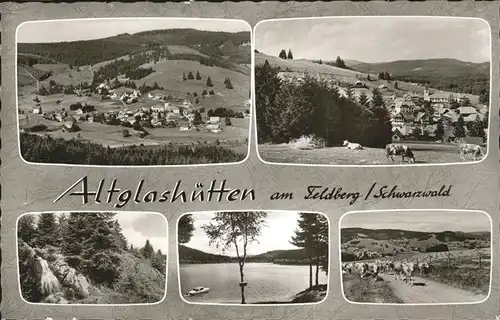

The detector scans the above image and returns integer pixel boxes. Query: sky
[17,18,250,43]
[24,212,168,253]
[255,17,491,63]
[115,212,168,253]
[341,211,491,233]
[182,211,327,257]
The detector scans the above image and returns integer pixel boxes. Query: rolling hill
[348,58,489,79]
[347,58,490,94]
[18,28,251,67]
[17,28,251,109]
[341,228,491,243]
[341,228,491,255]
[256,52,489,96]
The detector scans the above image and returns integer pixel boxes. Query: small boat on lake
[187,286,210,296]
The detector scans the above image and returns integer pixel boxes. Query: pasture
[137,60,250,109]
[258,141,485,165]
[20,113,249,150]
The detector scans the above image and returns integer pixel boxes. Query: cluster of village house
[278,72,488,142]
[31,83,228,133]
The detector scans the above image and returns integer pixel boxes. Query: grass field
[258,141,486,165]
[20,112,249,150]
[342,274,403,304]
[137,59,250,109]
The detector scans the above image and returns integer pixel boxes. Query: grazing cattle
[458,143,483,161]
[393,261,403,280]
[343,140,363,150]
[385,262,394,274]
[385,144,415,163]
[418,262,430,275]
[356,262,369,278]
[402,262,416,285]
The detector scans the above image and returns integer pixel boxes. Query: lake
[179,262,328,304]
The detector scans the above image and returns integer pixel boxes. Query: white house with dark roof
[392,111,415,127]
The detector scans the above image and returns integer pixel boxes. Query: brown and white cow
[402,262,416,285]
[393,261,403,280]
[386,143,415,163]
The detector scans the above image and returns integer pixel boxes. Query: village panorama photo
[16,18,251,166]
[340,210,491,304]
[17,211,168,305]
[177,211,329,305]
[254,17,491,166]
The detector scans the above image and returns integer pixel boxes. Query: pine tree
[225,116,232,126]
[435,118,445,139]
[187,72,194,80]
[196,70,201,80]
[182,72,187,81]
[290,213,329,288]
[193,111,203,125]
[470,115,486,142]
[287,49,293,60]
[346,87,355,101]
[225,78,234,89]
[453,115,466,139]
[371,88,384,109]
[18,214,37,247]
[151,249,166,274]
[36,213,59,248]
[358,92,369,107]
[279,49,287,59]
[206,76,213,87]
[142,239,155,260]
[335,56,346,69]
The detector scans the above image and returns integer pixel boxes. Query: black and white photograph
[17,211,168,304]
[17,18,251,166]
[340,210,491,304]
[255,17,490,165]
[177,211,329,305]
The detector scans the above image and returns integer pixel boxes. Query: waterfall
[35,257,61,296]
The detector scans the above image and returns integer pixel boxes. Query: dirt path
[378,274,486,304]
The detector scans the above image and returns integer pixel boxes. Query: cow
[418,262,430,275]
[402,262,416,285]
[343,140,363,150]
[386,143,415,163]
[458,143,484,161]
[393,261,403,280]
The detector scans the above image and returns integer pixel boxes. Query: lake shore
[251,284,328,304]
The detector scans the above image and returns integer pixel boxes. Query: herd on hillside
[343,140,484,162]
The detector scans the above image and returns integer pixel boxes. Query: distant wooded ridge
[18,28,251,67]
[341,228,491,244]
[178,244,320,264]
